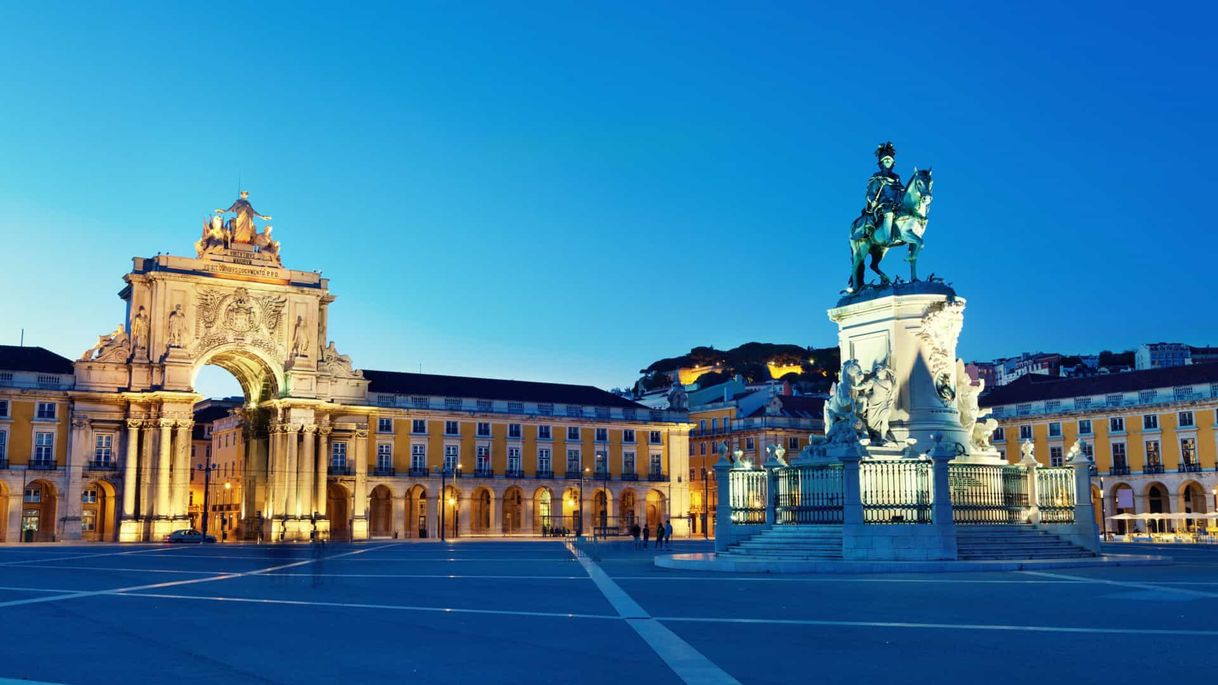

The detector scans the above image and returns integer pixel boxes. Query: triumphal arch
[73,194,369,541]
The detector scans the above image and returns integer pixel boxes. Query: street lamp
[195,462,219,537]
[1098,477,1107,542]
[222,480,232,541]
[434,462,458,542]
[579,466,589,537]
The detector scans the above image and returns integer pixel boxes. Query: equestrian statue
[846,141,934,293]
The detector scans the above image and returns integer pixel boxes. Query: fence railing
[729,468,767,525]
[860,459,932,524]
[775,463,844,524]
[949,463,1029,524]
[1036,467,1076,523]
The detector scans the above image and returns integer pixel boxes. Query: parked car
[166,529,217,544]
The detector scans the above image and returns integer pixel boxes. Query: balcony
[504,469,525,479]
[28,461,58,471]
[593,470,611,480]
[563,472,582,480]
[408,467,429,477]
[620,473,638,482]
[372,467,395,477]
[535,470,555,479]
[473,468,495,478]
[1144,464,1165,474]
[85,460,119,471]
[647,472,666,482]
[1179,463,1202,473]
[330,464,353,476]
[1109,465,1131,476]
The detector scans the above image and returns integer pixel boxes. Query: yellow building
[983,364,1218,534]
[684,378,824,537]
[189,398,244,540]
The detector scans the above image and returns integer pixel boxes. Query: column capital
[303,424,319,434]
[284,423,302,434]
[319,426,333,436]
[354,428,369,439]
[72,416,92,430]
[158,418,176,430]
[175,419,194,431]
[126,418,144,430]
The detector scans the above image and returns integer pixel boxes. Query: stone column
[119,418,142,541]
[928,439,959,560]
[316,427,331,519]
[713,455,733,552]
[299,425,317,521]
[139,420,157,519]
[266,424,282,521]
[523,494,534,536]
[153,419,175,538]
[458,492,472,536]
[352,427,369,540]
[1022,449,1041,525]
[63,416,91,541]
[491,491,503,536]
[427,489,440,540]
[172,420,193,524]
[284,424,300,520]
[1070,456,1100,553]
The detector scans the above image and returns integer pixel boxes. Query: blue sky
[0,2,1212,398]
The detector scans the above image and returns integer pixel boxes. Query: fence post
[1067,441,1100,554]
[713,452,734,552]
[1021,441,1041,525]
[839,445,863,527]
[764,444,787,527]
[929,435,959,560]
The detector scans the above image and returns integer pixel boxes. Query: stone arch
[327,482,351,541]
[368,485,393,538]
[1180,480,1208,531]
[442,485,461,539]
[471,487,494,535]
[533,487,553,535]
[0,481,8,543]
[1144,481,1171,533]
[22,480,58,543]
[82,479,118,542]
[192,343,285,404]
[501,486,524,535]
[405,484,428,539]
[619,488,638,529]
[1110,481,1136,535]
[645,489,666,530]
[562,486,582,534]
[592,487,613,534]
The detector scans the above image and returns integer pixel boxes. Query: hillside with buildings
[632,342,840,396]
[968,342,1218,390]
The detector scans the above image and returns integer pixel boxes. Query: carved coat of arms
[194,287,287,356]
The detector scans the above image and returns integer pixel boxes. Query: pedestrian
[642,523,650,549]
[654,521,664,550]
[665,519,674,550]
[631,523,641,550]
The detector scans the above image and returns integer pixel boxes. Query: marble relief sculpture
[130,306,149,356]
[167,304,187,347]
[291,315,310,358]
[846,141,935,293]
[80,324,130,362]
[822,358,898,445]
[955,359,998,451]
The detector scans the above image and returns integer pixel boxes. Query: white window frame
[649,452,662,476]
[1018,425,1032,441]
[444,421,460,436]
[376,443,393,470]
[331,442,348,468]
[443,444,459,471]
[1048,422,1061,438]
[1179,411,1195,428]
[567,426,580,441]
[477,422,491,437]
[566,449,581,474]
[0,428,6,462]
[94,433,114,464]
[377,417,393,433]
[411,419,427,434]
[508,423,522,439]
[623,429,635,443]
[410,444,426,471]
[35,402,56,420]
[537,425,552,440]
[1143,414,1159,431]
[0,400,8,417]
[476,445,491,472]
[623,451,636,474]
[595,428,608,442]
[1109,417,1125,433]
[1078,419,1092,435]
[507,446,522,474]
[33,431,54,464]
[537,448,552,473]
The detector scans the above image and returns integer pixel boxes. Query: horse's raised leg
[869,246,890,285]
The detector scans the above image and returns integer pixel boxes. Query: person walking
[665,519,674,550]
[642,523,650,549]
[631,523,641,550]
[654,521,665,550]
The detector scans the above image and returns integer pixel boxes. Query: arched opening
[192,344,283,405]
[472,488,493,535]
[1181,481,1208,532]
[328,483,351,541]
[1111,482,1136,535]
[22,480,57,542]
[619,489,637,530]
[1146,482,1170,533]
[0,481,9,542]
[369,485,393,538]
[442,485,460,539]
[502,487,523,535]
[592,488,612,535]
[563,487,582,535]
[82,480,118,542]
[405,485,428,538]
[645,489,665,530]
[534,488,552,535]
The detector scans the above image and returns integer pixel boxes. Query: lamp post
[195,462,219,537]
[1098,477,1107,542]
[222,480,232,541]
[435,463,450,542]
[579,466,588,537]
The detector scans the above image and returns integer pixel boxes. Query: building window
[699,442,706,455]
[1078,419,1092,435]
[1181,438,1197,465]
[1146,440,1161,466]
[444,421,460,436]
[745,437,755,450]
[507,402,524,413]
[788,436,800,450]
[24,487,40,503]
[35,402,56,420]
[376,443,393,470]
[476,446,490,472]
[444,445,459,472]
[699,419,706,432]
[566,449,581,474]
[594,451,607,474]
[477,400,493,412]
[595,428,608,442]
[376,395,395,407]
[377,417,393,433]
[1049,446,1063,467]
[33,432,54,465]
[538,404,554,416]
[1112,443,1127,469]
[1018,425,1032,440]
[411,396,430,409]
[507,447,521,474]
[623,451,636,474]
[508,423,522,439]
[711,418,718,431]
[537,425,552,440]
[477,422,491,437]
[1143,414,1159,431]
[566,405,583,417]
[993,427,1005,443]
[1048,422,1061,438]
[82,488,98,504]
[331,442,348,468]
[538,448,552,473]
[623,429,635,443]
[411,444,426,471]
[81,510,96,532]
[411,419,427,434]
[649,431,662,445]
[1082,442,1094,460]
[649,453,662,476]
[0,429,6,461]
[0,400,8,417]
[567,426,580,441]
[1179,411,1195,428]
[444,398,462,410]
[1109,417,1125,433]
[94,434,114,464]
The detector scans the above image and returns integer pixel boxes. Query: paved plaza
[0,540,1213,684]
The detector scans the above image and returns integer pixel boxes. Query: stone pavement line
[566,544,741,685]
[0,544,394,610]
[608,575,1084,584]
[1020,570,1218,599]
[654,616,1218,637]
[0,546,174,566]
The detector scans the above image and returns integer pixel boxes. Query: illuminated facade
[984,364,1218,533]
[0,195,691,542]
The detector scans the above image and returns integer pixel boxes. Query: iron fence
[729,468,767,524]
[776,463,844,524]
[860,459,932,524]
[1035,467,1076,523]
[949,463,1029,524]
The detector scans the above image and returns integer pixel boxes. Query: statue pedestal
[828,282,969,453]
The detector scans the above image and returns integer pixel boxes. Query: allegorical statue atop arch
[846,141,934,294]
[196,190,282,264]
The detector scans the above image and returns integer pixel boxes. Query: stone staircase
[955,525,1095,560]
[724,525,844,560]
